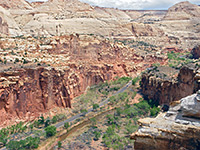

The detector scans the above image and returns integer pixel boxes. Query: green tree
[29,124,34,131]
[80,109,88,116]
[6,140,22,150]
[38,115,45,125]
[0,134,8,146]
[44,126,56,137]
[90,117,97,126]
[64,122,70,130]
[132,77,139,85]
[150,106,160,117]
[93,131,101,141]
[45,117,51,127]
[25,137,40,149]
[51,116,58,124]
[106,114,115,125]
[58,141,62,149]
[93,104,99,110]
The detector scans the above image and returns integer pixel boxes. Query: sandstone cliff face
[0,0,199,49]
[0,64,127,126]
[141,65,200,105]
[131,92,200,150]
[0,34,168,126]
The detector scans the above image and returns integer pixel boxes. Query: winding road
[1,80,132,150]
[55,80,132,128]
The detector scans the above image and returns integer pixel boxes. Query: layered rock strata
[141,65,200,105]
[0,34,168,126]
[0,64,126,126]
[0,0,199,49]
[131,91,200,150]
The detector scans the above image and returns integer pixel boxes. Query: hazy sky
[26,0,200,10]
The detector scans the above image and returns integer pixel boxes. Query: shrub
[106,114,115,125]
[80,109,88,113]
[134,100,150,115]
[125,124,138,134]
[23,59,28,64]
[90,117,97,126]
[51,116,58,124]
[0,134,8,146]
[93,104,99,110]
[45,118,51,127]
[112,77,132,85]
[93,131,101,141]
[132,77,140,85]
[44,126,56,137]
[14,58,19,63]
[58,141,62,149]
[38,115,45,125]
[150,106,160,117]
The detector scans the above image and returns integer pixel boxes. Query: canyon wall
[0,34,168,127]
[141,65,200,105]
[0,64,127,126]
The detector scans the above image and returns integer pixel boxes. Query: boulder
[180,90,200,118]
[191,45,200,59]
[131,91,200,150]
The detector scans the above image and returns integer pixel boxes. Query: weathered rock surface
[0,65,123,126]
[180,91,200,118]
[141,65,200,105]
[131,92,200,150]
[0,6,21,36]
[0,0,199,49]
[191,45,200,59]
[164,1,200,20]
[0,34,167,127]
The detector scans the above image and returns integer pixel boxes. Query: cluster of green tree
[112,77,132,85]
[96,77,131,95]
[0,122,27,147]
[109,92,128,105]
[31,114,66,128]
[6,137,40,150]
[167,51,195,69]
[102,124,130,150]
[102,99,160,149]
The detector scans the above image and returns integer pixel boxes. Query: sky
[26,0,200,10]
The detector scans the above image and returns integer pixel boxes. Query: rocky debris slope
[141,65,200,105]
[131,91,200,150]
